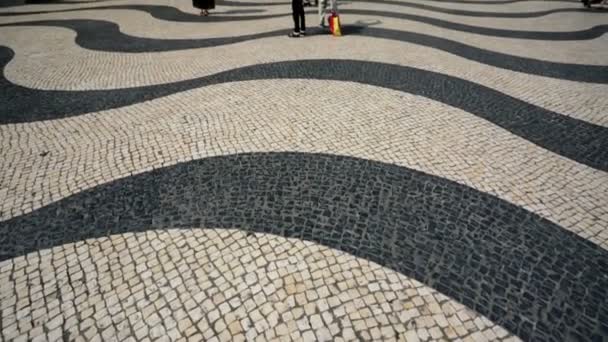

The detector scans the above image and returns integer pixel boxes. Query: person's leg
[300,1,306,33]
[292,0,301,33]
[318,0,327,26]
[290,0,302,36]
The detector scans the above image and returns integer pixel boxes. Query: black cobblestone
[3,5,606,41]
[1,152,606,341]
[1,47,606,171]
[0,1,594,18]
[1,18,606,83]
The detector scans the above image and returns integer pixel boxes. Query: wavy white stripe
[0,0,597,31]
[0,228,518,341]
[1,80,607,248]
[1,27,606,127]
[1,2,606,65]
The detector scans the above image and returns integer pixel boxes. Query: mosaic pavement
[0,0,607,341]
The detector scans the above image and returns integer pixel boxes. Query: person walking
[318,0,337,28]
[193,0,214,16]
[289,0,306,37]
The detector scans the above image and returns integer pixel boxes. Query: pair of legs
[290,0,306,36]
[193,0,214,16]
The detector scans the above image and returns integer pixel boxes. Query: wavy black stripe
[221,0,596,14]
[1,47,606,171]
[346,9,608,40]
[416,0,572,4]
[1,6,291,21]
[1,0,121,8]
[0,4,293,21]
[0,1,597,18]
[1,20,606,84]
[0,0,21,7]
[327,0,573,4]
[372,0,594,17]
[3,5,605,40]
[1,152,606,341]
[221,0,575,5]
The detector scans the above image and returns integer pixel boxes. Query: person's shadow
[339,19,381,36]
[308,19,380,36]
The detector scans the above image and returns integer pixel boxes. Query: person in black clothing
[289,0,306,38]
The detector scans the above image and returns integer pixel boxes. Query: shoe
[288,32,301,38]
[300,30,306,36]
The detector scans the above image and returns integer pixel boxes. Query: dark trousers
[292,0,305,33]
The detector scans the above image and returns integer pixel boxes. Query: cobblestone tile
[1,81,606,248]
[1,25,606,126]
[1,1,607,341]
[1,152,607,341]
[1,229,511,341]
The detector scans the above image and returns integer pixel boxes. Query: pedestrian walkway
[0,0,607,341]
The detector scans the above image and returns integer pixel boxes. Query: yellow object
[332,15,342,36]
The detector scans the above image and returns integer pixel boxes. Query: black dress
[193,0,215,10]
